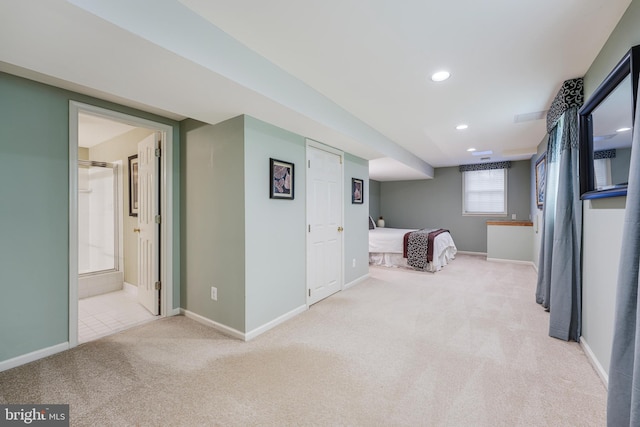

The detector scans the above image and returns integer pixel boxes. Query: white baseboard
[0,342,69,373]
[168,308,181,316]
[181,304,308,342]
[245,304,307,341]
[581,336,608,389]
[486,258,536,269]
[344,273,370,290]
[456,251,487,257]
[123,282,137,296]
[180,309,245,340]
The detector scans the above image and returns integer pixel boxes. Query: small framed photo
[128,154,139,216]
[352,178,364,204]
[270,158,294,200]
[535,152,546,209]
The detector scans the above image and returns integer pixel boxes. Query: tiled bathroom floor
[78,289,157,344]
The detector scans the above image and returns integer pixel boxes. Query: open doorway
[69,102,175,346]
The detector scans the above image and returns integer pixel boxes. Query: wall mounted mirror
[580,45,640,199]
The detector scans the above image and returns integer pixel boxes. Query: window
[594,158,612,189]
[462,168,507,215]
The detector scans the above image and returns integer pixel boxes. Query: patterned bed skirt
[369,252,443,273]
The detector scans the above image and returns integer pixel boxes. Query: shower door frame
[68,101,176,348]
[78,159,121,277]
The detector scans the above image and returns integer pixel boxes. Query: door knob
[134,228,141,233]
[338,226,344,232]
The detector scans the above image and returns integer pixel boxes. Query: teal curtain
[536,78,583,341]
[607,86,640,426]
[536,126,560,310]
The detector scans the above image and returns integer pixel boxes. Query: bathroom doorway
[69,102,175,346]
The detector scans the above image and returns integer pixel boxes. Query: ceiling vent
[514,110,548,123]
[471,150,493,157]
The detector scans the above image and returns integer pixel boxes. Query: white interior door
[137,133,160,315]
[307,143,343,305]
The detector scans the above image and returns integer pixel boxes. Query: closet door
[307,143,343,305]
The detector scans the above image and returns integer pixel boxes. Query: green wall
[612,147,632,186]
[0,73,69,361]
[244,116,306,332]
[181,117,246,332]
[580,0,639,379]
[584,1,640,98]
[181,115,370,334]
[380,160,531,253]
[369,179,381,222]
[344,154,370,284]
[0,72,180,363]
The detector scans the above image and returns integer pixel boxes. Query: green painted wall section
[612,147,632,186]
[0,73,69,361]
[180,117,246,332]
[181,115,371,333]
[368,179,381,222]
[584,1,639,98]
[243,116,306,332]
[0,72,180,363]
[580,0,639,379]
[344,154,370,284]
[380,161,531,253]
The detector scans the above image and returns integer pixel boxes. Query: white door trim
[305,138,344,306]
[68,101,175,348]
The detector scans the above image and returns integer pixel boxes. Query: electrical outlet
[352,258,356,268]
[511,213,516,220]
[211,286,217,301]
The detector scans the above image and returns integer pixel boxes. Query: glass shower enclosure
[78,160,120,276]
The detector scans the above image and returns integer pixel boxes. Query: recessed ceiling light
[456,124,468,130]
[431,71,451,82]
[467,148,476,152]
[616,127,632,132]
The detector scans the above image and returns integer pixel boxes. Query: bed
[368,217,457,272]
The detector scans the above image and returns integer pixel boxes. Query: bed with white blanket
[368,217,457,272]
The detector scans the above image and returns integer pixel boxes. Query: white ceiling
[78,113,136,148]
[0,0,632,180]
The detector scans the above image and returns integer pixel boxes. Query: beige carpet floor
[0,254,606,426]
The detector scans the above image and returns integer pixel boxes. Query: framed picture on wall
[352,178,364,204]
[270,158,294,199]
[128,154,139,216]
[535,152,546,210]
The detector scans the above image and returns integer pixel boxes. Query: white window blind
[463,169,507,215]
[594,158,612,189]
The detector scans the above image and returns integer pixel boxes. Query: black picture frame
[128,154,139,216]
[270,158,294,199]
[352,178,364,204]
